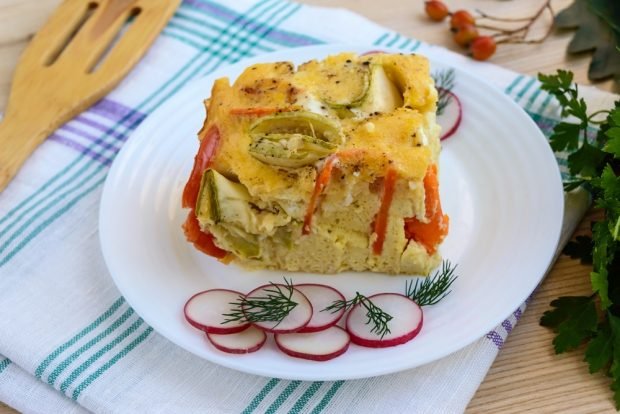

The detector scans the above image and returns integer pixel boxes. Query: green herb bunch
[323,293,393,339]
[537,69,620,407]
[433,68,455,115]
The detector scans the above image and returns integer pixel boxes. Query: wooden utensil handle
[0,115,53,192]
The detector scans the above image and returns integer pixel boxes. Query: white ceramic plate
[100,44,563,381]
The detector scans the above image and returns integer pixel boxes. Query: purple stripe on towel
[486,331,504,349]
[49,98,145,162]
[513,307,523,321]
[59,124,122,154]
[90,98,147,126]
[49,134,112,166]
[73,115,128,141]
[502,320,513,334]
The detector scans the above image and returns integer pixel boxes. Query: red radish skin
[346,293,423,348]
[438,88,462,141]
[207,326,266,354]
[275,326,350,361]
[244,284,313,333]
[184,289,250,334]
[294,284,346,333]
[361,50,386,56]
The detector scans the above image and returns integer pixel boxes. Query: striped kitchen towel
[0,0,614,413]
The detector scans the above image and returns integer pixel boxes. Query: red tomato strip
[182,126,220,209]
[372,168,398,255]
[404,164,449,255]
[182,210,228,259]
[181,125,228,259]
[302,155,338,235]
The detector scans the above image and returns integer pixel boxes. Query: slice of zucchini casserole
[181,52,449,275]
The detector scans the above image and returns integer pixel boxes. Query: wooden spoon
[0,0,181,193]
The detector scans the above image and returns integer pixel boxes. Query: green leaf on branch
[555,0,620,82]
[609,315,620,409]
[567,141,607,177]
[538,70,620,407]
[604,105,620,156]
[605,127,620,157]
[550,122,582,151]
[591,220,614,309]
[563,235,593,264]
[540,296,598,353]
[585,323,613,373]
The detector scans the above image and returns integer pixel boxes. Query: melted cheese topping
[203,52,437,209]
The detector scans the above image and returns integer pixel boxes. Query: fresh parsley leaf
[539,296,597,353]
[538,70,588,119]
[540,296,592,327]
[591,221,613,309]
[539,70,574,94]
[550,122,582,152]
[593,165,620,241]
[609,315,620,409]
[611,105,620,126]
[566,97,589,122]
[539,72,620,406]
[596,165,620,203]
[538,70,609,187]
[567,141,607,177]
[584,323,613,374]
[605,127,620,158]
[563,235,593,264]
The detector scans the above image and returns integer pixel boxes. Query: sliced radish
[295,284,346,333]
[244,284,313,333]
[275,326,350,361]
[361,50,386,56]
[346,293,423,348]
[184,289,249,334]
[207,325,266,354]
[437,88,462,141]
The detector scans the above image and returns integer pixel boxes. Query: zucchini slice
[249,133,336,168]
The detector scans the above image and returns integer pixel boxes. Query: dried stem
[495,4,554,45]
[476,9,537,23]
[477,0,554,46]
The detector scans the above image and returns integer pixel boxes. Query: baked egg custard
[181,52,449,275]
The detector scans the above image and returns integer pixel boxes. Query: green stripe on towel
[59,318,145,394]
[46,308,135,386]
[310,381,345,414]
[72,327,154,401]
[35,297,126,379]
[0,358,11,375]
[289,382,324,414]
[241,378,281,414]
[265,381,302,414]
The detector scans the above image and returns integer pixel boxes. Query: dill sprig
[405,260,458,306]
[323,292,393,339]
[222,278,297,325]
[433,68,455,116]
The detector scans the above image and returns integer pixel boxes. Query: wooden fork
[0,0,181,193]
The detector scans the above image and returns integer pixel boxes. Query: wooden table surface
[0,0,617,412]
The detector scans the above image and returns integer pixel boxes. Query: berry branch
[424,1,555,61]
